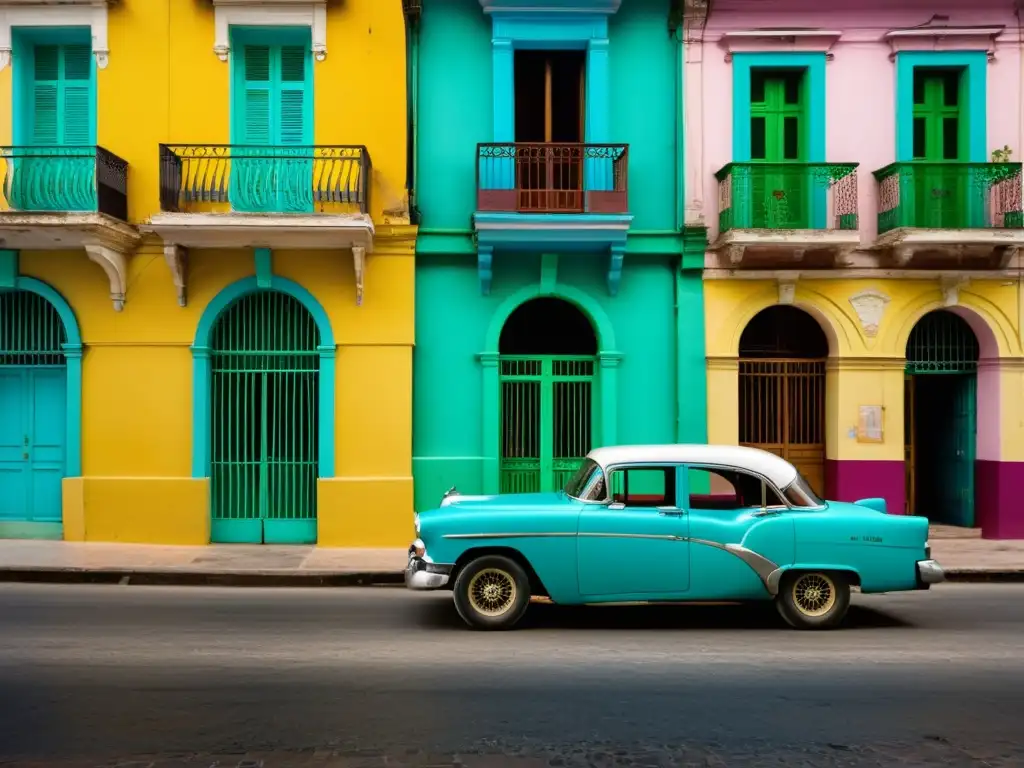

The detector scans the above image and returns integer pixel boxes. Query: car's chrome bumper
[916,559,945,589]
[405,541,453,590]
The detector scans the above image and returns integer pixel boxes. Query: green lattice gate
[905,310,978,527]
[210,291,320,544]
[499,356,594,494]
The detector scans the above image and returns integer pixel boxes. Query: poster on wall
[856,405,884,443]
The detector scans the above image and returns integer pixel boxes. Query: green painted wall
[412,0,707,512]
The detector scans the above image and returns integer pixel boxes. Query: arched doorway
[498,297,598,493]
[209,291,320,544]
[739,306,828,495]
[905,310,979,526]
[0,290,68,527]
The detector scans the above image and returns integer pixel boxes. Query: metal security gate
[739,358,826,496]
[0,291,68,526]
[905,310,979,526]
[499,356,594,493]
[210,291,319,544]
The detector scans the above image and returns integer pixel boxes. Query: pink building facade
[686,0,1024,537]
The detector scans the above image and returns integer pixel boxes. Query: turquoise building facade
[408,0,707,511]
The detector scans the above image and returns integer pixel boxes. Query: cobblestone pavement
[2,584,1023,768]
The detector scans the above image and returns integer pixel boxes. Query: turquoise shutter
[31,45,60,145]
[242,45,272,145]
[231,42,311,213]
[19,43,94,211]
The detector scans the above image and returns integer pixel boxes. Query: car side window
[687,467,786,510]
[607,466,677,508]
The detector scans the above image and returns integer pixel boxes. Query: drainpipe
[403,1,421,224]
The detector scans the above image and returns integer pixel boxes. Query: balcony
[145,144,374,251]
[873,162,1024,269]
[476,142,628,214]
[0,146,139,309]
[708,162,861,270]
[472,142,633,295]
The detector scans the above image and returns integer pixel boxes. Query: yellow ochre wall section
[704,278,1024,465]
[5,0,414,546]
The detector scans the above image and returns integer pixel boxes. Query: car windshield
[782,472,825,508]
[564,458,602,499]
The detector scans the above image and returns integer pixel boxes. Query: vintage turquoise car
[405,444,945,630]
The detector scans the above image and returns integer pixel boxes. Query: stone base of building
[62,477,211,544]
[317,477,414,547]
[825,459,906,516]
[976,461,1024,540]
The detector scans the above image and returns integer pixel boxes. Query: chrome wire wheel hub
[792,573,837,617]
[467,568,517,617]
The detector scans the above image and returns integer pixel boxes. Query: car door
[576,464,690,598]
[685,464,795,599]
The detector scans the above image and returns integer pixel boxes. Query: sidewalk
[0,525,1021,586]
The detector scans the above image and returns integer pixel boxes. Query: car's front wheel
[452,554,531,630]
[775,570,851,630]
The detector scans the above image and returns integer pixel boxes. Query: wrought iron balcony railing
[873,162,1023,234]
[476,142,629,214]
[158,144,371,215]
[716,162,859,234]
[0,146,129,221]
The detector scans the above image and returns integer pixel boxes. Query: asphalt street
[1,583,1023,767]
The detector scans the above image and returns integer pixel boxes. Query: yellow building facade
[0,0,416,546]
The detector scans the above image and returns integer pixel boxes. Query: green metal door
[499,356,594,494]
[749,69,808,228]
[911,69,966,228]
[210,291,319,544]
[906,310,978,526]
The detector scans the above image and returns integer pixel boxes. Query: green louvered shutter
[17,43,94,211]
[276,45,311,211]
[232,43,310,212]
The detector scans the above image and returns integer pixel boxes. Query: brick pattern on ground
[10,740,1024,768]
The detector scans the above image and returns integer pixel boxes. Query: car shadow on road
[412,597,911,632]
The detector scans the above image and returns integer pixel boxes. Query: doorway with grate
[209,290,320,544]
[738,305,828,496]
[498,297,597,494]
[904,309,979,526]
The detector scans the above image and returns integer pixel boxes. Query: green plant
[991,145,1013,163]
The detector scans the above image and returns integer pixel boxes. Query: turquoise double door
[0,367,66,526]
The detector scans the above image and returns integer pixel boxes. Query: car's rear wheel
[775,570,851,630]
[452,555,531,630]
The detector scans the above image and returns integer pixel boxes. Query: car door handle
[657,507,685,517]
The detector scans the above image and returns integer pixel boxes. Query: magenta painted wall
[693,0,1023,244]
[825,459,907,516]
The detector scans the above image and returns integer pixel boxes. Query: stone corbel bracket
[164,244,189,307]
[352,245,366,306]
[85,244,128,312]
[941,276,969,307]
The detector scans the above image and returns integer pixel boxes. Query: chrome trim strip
[689,538,780,590]
[443,532,685,542]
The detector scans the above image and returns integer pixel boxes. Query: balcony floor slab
[707,228,861,269]
[874,227,1024,268]
[473,212,632,253]
[0,212,140,253]
[143,212,375,251]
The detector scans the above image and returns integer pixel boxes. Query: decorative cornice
[883,25,1005,60]
[211,0,327,62]
[371,224,418,256]
[718,29,843,61]
[0,0,113,72]
[479,0,621,13]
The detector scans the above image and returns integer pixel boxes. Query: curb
[1,567,1023,586]
[0,567,405,587]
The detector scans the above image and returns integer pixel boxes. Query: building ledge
[473,212,632,297]
[874,227,1024,269]
[883,25,1005,58]
[0,211,140,311]
[707,228,861,269]
[142,212,375,250]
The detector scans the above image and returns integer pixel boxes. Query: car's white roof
[586,444,799,489]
